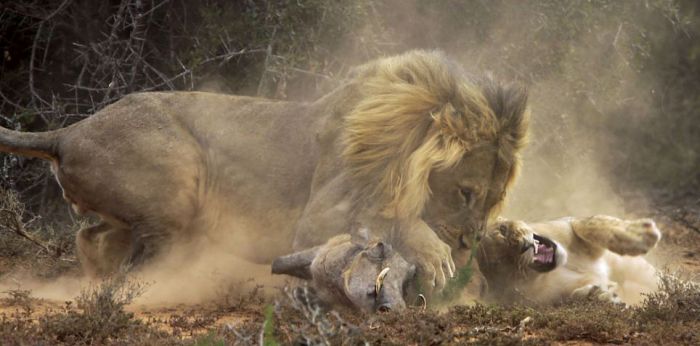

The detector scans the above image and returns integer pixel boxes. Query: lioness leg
[571,215,661,256]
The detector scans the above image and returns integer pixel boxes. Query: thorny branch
[0,211,54,256]
[275,286,359,345]
[0,0,280,207]
[0,190,61,258]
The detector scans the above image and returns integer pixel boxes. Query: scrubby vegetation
[0,277,165,345]
[0,187,78,278]
[1,273,699,345]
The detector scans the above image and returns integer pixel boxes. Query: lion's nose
[459,234,470,248]
[520,241,533,254]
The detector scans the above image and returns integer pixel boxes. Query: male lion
[477,216,661,305]
[0,50,529,292]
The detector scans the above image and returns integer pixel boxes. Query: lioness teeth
[534,239,540,254]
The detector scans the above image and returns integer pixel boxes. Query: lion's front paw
[402,232,456,294]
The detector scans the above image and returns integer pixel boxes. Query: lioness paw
[626,219,661,251]
[571,284,623,305]
[612,218,661,256]
[582,216,662,256]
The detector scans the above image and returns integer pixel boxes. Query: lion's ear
[271,247,319,280]
[479,79,530,148]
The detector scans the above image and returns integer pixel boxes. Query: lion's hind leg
[571,215,661,256]
[76,221,131,277]
[76,222,108,277]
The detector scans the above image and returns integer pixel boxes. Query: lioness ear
[271,247,319,280]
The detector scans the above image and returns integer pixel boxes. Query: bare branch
[43,0,74,21]
[29,21,50,108]
[6,212,55,255]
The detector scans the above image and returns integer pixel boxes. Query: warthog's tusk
[417,294,427,311]
[375,267,391,295]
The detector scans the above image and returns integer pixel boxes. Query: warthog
[272,231,420,312]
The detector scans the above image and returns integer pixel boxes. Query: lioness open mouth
[530,234,557,272]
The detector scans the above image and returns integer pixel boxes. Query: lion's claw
[412,239,455,293]
[399,221,456,294]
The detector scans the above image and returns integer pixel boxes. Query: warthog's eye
[459,187,475,208]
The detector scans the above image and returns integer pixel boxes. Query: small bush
[38,276,148,344]
[636,273,700,324]
[1,287,34,313]
[0,187,79,278]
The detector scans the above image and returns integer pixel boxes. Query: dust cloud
[373,1,666,221]
[132,240,288,305]
[0,237,290,306]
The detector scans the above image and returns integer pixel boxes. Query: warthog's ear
[366,242,392,259]
[351,227,371,246]
[271,247,319,280]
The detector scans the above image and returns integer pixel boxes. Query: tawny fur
[342,51,528,221]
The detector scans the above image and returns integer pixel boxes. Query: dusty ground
[1,194,699,345]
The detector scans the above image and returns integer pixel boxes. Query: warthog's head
[272,231,417,312]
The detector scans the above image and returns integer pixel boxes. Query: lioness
[272,230,417,312]
[477,216,660,305]
[0,50,529,292]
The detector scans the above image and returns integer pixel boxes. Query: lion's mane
[342,50,529,220]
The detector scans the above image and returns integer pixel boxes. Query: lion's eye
[498,224,509,236]
[460,187,474,207]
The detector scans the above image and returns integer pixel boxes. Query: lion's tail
[0,126,59,160]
